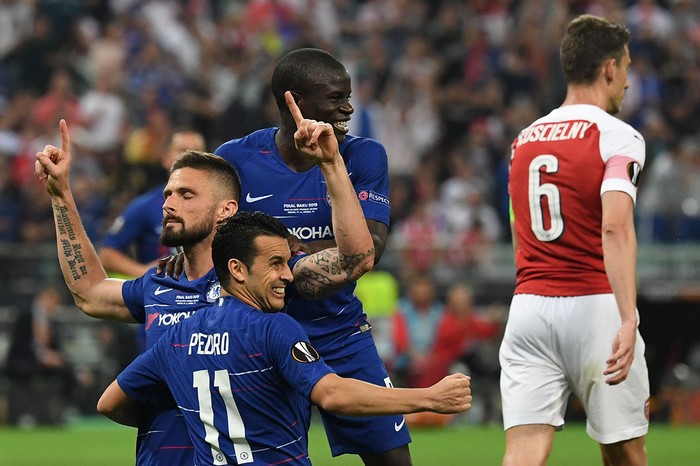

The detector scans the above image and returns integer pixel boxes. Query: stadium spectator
[501,15,649,466]
[390,274,444,388]
[354,269,401,361]
[421,283,503,387]
[5,286,97,424]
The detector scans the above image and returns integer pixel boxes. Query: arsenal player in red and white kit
[500,15,650,466]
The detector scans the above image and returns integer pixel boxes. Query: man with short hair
[501,14,649,466]
[99,129,206,278]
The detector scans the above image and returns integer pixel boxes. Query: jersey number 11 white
[193,369,254,464]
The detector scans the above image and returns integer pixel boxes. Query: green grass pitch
[0,418,698,465]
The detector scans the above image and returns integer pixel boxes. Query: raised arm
[284,91,375,299]
[35,120,136,322]
[311,372,471,416]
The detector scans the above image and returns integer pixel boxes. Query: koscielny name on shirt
[189,332,229,355]
[517,121,594,145]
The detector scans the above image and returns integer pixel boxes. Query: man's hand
[35,119,72,198]
[428,373,472,414]
[604,320,637,385]
[287,235,311,255]
[155,252,185,279]
[285,90,340,165]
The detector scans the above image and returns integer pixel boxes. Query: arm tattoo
[54,205,88,281]
[295,248,375,299]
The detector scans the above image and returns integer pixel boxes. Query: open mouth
[333,121,349,133]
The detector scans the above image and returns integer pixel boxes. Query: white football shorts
[499,293,650,444]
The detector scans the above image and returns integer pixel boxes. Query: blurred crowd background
[1,0,700,427]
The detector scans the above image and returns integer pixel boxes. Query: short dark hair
[212,211,290,287]
[171,150,241,202]
[270,48,347,109]
[560,14,631,85]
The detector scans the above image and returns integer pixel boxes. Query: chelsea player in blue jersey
[35,103,400,466]
[99,129,206,278]
[99,91,470,461]
[215,48,406,466]
[37,120,239,466]
[99,210,472,466]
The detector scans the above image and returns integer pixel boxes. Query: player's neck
[182,241,214,280]
[561,84,607,109]
[275,126,318,172]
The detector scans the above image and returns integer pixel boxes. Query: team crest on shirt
[206,281,221,303]
[627,162,642,186]
[291,341,320,363]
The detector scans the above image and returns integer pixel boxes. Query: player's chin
[333,128,348,144]
[268,288,286,310]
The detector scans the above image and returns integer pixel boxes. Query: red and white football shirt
[509,104,645,296]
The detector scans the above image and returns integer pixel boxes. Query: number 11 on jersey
[193,369,254,464]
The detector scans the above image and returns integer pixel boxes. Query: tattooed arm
[284,92,374,299]
[35,120,136,322]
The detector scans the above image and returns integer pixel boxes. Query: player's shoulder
[215,128,277,159]
[548,105,643,140]
[341,134,387,157]
[340,134,389,176]
[212,297,296,333]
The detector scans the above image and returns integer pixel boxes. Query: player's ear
[288,90,304,110]
[227,258,246,283]
[603,57,616,84]
[217,200,238,223]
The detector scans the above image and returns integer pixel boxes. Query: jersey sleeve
[265,313,334,399]
[599,126,645,203]
[121,273,149,323]
[345,138,391,227]
[116,347,167,406]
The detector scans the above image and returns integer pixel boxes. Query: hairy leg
[503,424,555,466]
[600,436,647,466]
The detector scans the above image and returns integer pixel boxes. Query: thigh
[318,345,412,457]
[504,424,555,466]
[499,295,571,431]
[561,295,650,445]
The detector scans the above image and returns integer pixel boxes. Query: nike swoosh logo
[154,286,173,296]
[394,417,405,432]
[246,193,273,203]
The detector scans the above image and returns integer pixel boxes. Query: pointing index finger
[284,91,304,126]
[59,119,70,153]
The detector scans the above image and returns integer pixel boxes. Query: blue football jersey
[215,128,391,359]
[117,296,334,466]
[101,184,174,264]
[121,267,221,465]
